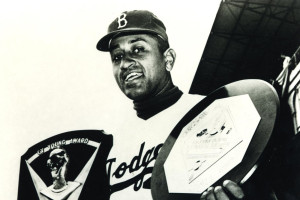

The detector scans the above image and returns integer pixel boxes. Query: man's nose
[120,56,135,70]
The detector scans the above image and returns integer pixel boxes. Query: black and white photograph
[1,0,300,199]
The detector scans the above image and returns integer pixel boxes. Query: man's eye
[112,54,123,63]
[133,47,144,54]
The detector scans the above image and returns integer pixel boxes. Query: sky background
[0,0,220,198]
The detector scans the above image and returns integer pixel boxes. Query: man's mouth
[124,72,143,82]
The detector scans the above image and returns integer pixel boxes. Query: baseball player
[96,10,245,200]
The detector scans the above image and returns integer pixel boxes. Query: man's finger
[206,187,216,200]
[223,180,244,199]
[214,186,229,200]
[200,191,208,200]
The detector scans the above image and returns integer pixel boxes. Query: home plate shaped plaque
[164,95,260,194]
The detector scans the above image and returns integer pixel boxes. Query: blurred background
[190,0,300,95]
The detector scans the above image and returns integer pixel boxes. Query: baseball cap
[96,10,168,51]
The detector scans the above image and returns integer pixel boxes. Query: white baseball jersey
[105,94,205,199]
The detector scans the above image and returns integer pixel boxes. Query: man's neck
[155,79,175,97]
[133,85,183,120]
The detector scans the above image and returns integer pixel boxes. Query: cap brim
[96,28,167,52]
[96,32,116,52]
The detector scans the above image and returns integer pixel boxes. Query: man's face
[109,34,169,101]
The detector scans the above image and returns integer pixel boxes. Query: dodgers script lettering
[107,142,163,193]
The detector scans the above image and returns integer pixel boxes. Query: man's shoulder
[177,93,205,109]
[179,93,206,103]
[152,93,205,122]
[173,93,205,111]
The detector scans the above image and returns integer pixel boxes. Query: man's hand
[200,180,244,200]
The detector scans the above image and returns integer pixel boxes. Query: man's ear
[164,48,176,71]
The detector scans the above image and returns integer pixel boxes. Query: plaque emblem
[18,130,112,200]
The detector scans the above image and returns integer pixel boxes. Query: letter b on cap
[117,13,127,29]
